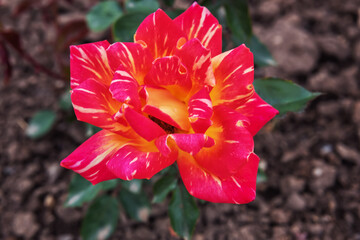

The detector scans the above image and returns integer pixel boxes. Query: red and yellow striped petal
[106,42,153,85]
[106,140,177,180]
[156,133,214,156]
[140,86,190,131]
[134,9,186,58]
[236,93,279,136]
[60,130,123,184]
[109,65,141,110]
[196,105,252,179]
[122,104,166,142]
[188,86,213,133]
[174,2,222,56]
[177,152,259,204]
[144,56,191,100]
[174,38,215,96]
[71,79,132,136]
[70,40,113,89]
[210,44,255,107]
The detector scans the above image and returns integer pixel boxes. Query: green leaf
[257,168,267,183]
[64,174,118,207]
[169,185,199,240]
[152,172,178,203]
[59,89,72,111]
[162,0,175,7]
[118,188,151,222]
[86,0,123,32]
[112,11,150,42]
[86,123,102,137]
[120,179,143,194]
[248,35,276,67]
[26,110,56,139]
[224,0,252,44]
[165,9,184,19]
[125,0,159,13]
[81,196,119,240]
[254,78,321,115]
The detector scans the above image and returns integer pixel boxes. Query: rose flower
[61,2,278,204]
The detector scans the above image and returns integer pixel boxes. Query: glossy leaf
[254,78,321,115]
[86,0,122,32]
[162,0,175,7]
[224,0,252,44]
[257,168,267,183]
[85,123,102,137]
[248,35,276,67]
[81,196,119,240]
[64,173,118,207]
[125,0,159,13]
[169,185,199,240]
[59,89,72,111]
[26,110,56,139]
[118,188,151,222]
[152,172,178,203]
[112,12,150,42]
[121,179,143,194]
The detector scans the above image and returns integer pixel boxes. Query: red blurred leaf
[0,40,12,85]
[0,29,23,53]
[0,29,66,81]
[56,19,89,51]
[13,0,41,16]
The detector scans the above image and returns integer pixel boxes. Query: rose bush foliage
[61,2,278,204]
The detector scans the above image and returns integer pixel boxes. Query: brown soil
[1,0,359,239]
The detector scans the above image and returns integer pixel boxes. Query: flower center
[149,115,176,134]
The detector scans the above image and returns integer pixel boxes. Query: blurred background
[0,0,359,239]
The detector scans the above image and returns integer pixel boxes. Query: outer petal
[210,44,255,107]
[144,56,191,100]
[178,152,259,204]
[174,38,216,95]
[174,2,222,56]
[140,86,191,131]
[109,65,142,110]
[236,93,279,136]
[106,42,153,85]
[70,40,113,88]
[71,79,133,136]
[122,104,166,142]
[61,130,122,184]
[188,86,213,133]
[196,106,253,178]
[134,9,186,58]
[106,141,177,180]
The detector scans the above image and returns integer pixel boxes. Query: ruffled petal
[144,56,191,100]
[210,44,255,107]
[140,86,190,131]
[177,152,259,204]
[174,38,215,95]
[106,140,177,180]
[174,2,222,56]
[236,93,279,136]
[71,79,133,136]
[60,130,122,184]
[196,105,253,179]
[70,40,113,89]
[106,42,153,85]
[109,65,141,110]
[156,133,214,156]
[134,9,186,58]
[188,86,213,133]
[122,104,166,141]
